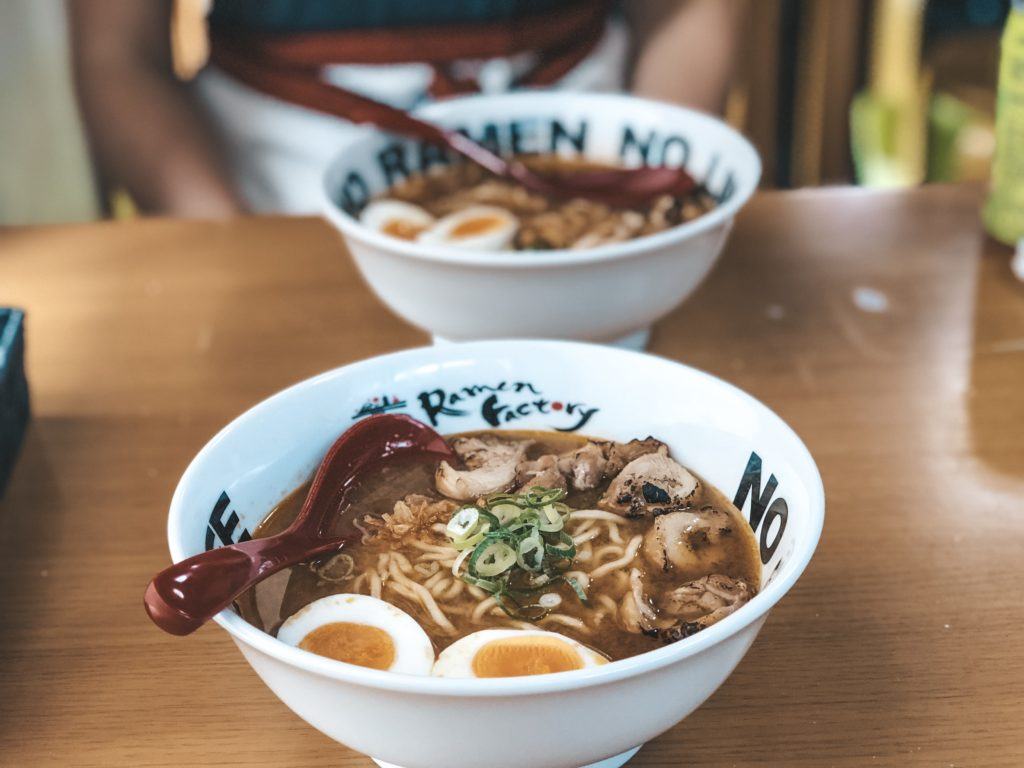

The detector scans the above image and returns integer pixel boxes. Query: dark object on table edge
[0,309,29,497]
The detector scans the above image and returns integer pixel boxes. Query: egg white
[360,200,435,240]
[277,594,435,675]
[416,205,518,251]
[432,628,607,678]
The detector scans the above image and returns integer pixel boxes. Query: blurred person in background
[69,0,742,217]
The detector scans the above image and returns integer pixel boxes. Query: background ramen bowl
[167,341,823,768]
[322,93,760,347]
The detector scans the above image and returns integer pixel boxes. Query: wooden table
[1,185,1021,767]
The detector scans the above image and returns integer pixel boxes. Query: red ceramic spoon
[444,131,699,207]
[144,414,455,636]
[209,53,699,207]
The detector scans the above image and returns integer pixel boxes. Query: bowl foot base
[371,745,642,768]
[430,328,651,350]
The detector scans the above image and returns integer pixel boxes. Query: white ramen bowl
[166,341,823,768]
[321,93,760,347]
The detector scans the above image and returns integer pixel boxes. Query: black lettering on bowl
[717,171,737,203]
[205,491,251,551]
[418,389,469,426]
[659,135,690,167]
[377,143,411,187]
[551,119,588,154]
[412,381,599,432]
[759,497,788,563]
[619,127,656,164]
[338,172,370,215]
[510,119,542,155]
[733,452,788,564]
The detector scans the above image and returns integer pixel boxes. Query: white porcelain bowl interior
[321,93,761,343]
[167,340,823,768]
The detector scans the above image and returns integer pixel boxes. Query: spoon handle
[325,88,511,176]
[143,533,347,636]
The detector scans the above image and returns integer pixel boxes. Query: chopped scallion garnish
[471,540,517,577]
[446,506,482,539]
[442,486,586,619]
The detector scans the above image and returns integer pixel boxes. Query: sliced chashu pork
[516,437,667,494]
[435,435,531,501]
[619,572,753,640]
[655,574,753,641]
[641,506,736,578]
[599,452,698,517]
[515,454,567,494]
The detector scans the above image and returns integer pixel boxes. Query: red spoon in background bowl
[207,53,699,208]
[442,128,700,208]
[358,95,700,207]
[144,414,456,636]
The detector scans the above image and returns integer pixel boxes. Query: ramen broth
[237,431,760,663]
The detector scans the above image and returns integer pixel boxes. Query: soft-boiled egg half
[432,629,607,678]
[277,594,434,675]
[360,200,435,241]
[416,205,519,251]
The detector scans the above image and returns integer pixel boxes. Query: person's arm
[68,0,243,217]
[626,0,745,115]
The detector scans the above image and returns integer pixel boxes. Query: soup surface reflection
[237,430,760,665]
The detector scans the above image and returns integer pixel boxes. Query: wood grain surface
[1,185,1021,767]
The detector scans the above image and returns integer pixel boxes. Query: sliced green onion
[450,529,487,551]
[442,486,582,619]
[451,547,473,577]
[471,540,517,577]
[445,506,481,539]
[566,576,588,603]
[478,510,501,530]
[538,592,562,609]
[493,593,548,620]
[537,503,564,532]
[485,493,521,507]
[461,573,501,593]
[544,530,576,560]
[504,518,532,534]
[491,503,522,524]
[521,487,566,507]
[516,536,544,572]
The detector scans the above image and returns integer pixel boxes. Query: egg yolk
[450,215,504,239]
[299,622,395,670]
[471,636,584,677]
[382,219,426,240]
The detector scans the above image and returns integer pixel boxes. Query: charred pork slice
[599,453,699,517]
[641,506,735,576]
[656,574,753,641]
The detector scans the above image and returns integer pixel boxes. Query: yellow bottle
[984,0,1024,245]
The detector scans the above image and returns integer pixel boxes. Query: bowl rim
[167,340,824,697]
[321,91,762,268]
